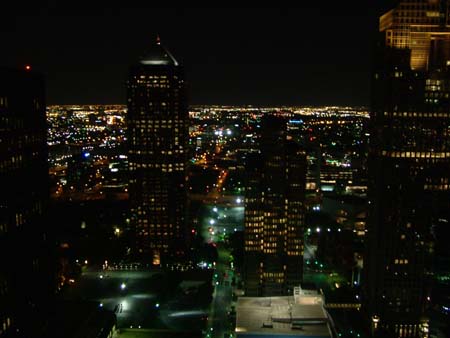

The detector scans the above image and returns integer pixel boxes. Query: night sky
[1,3,395,106]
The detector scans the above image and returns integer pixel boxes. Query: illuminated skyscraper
[0,67,52,337]
[380,0,450,70]
[244,116,306,296]
[127,38,188,265]
[365,1,450,336]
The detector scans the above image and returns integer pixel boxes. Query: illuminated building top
[380,0,450,70]
[139,37,179,66]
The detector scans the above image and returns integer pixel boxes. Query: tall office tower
[243,116,306,296]
[0,67,52,337]
[365,1,450,337]
[127,38,188,266]
[380,0,450,70]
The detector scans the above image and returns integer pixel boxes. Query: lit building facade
[380,0,450,70]
[127,39,188,265]
[365,1,450,337]
[244,116,306,296]
[0,68,52,337]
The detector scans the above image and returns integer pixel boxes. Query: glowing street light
[120,282,126,290]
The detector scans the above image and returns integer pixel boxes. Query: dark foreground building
[365,1,450,337]
[0,67,53,337]
[127,38,188,266]
[243,116,306,296]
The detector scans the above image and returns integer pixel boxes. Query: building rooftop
[236,290,333,338]
[139,37,179,66]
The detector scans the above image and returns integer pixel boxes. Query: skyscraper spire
[139,35,178,66]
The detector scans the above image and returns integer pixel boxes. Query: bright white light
[99,275,103,279]
[110,168,119,173]
[140,60,171,65]
[316,227,321,233]
[209,219,215,225]
[236,198,242,204]
[227,130,232,135]
[213,207,218,212]
[120,283,126,290]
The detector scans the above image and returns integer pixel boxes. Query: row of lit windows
[383,111,450,118]
[245,228,262,233]
[245,240,262,246]
[393,323,421,338]
[263,249,277,254]
[394,259,409,265]
[423,184,450,191]
[139,231,174,236]
[262,273,285,280]
[137,223,172,229]
[382,151,450,158]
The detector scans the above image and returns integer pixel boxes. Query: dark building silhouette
[0,67,53,337]
[365,1,450,337]
[243,116,306,296]
[127,38,188,266]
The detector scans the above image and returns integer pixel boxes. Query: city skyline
[1,2,449,338]
[1,4,394,106]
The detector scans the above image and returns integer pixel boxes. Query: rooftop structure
[235,287,333,338]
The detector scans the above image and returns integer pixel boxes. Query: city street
[199,199,244,338]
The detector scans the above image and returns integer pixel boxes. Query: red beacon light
[25,65,31,71]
